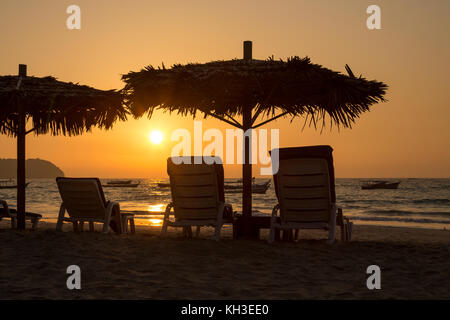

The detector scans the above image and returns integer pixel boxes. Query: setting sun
[149,130,164,144]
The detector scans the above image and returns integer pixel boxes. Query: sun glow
[148,218,163,226]
[149,130,164,144]
[147,204,165,212]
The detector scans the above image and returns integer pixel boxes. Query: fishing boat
[0,179,30,189]
[361,180,400,190]
[103,181,140,188]
[157,179,271,194]
[225,179,271,194]
[157,182,170,188]
[107,180,132,185]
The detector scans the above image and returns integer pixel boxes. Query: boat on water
[225,179,271,194]
[0,179,30,189]
[103,180,140,188]
[107,180,132,185]
[361,180,400,190]
[157,179,271,194]
[157,182,170,188]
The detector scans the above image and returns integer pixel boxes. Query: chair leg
[268,225,275,243]
[213,224,221,241]
[341,223,345,242]
[294,229,299,241]
[79,221,84,232]
[186,226,193,239]
[130,218,135,234]
[11,216,17,229]
[89,221,95,232]
[31,217,40,231]
[73,221,79,232]
[327,225,336,244]
[347,222,353,241]
[161,220,168,237]
[327,206,337,244]
[121,216,128,233]
[102,215,111,234]
[56,204,65,231]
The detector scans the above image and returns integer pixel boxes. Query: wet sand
[1,221,449,299]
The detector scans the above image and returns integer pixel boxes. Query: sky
[1,0,449,178]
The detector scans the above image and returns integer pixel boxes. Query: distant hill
[0,158,65,178]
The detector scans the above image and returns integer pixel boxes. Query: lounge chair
[269,146,353,243]
[0,199,42,230]
[56,177,135,234]
[162,157,234,240]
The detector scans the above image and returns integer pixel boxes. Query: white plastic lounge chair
[56,177,135,234]
[162,157,233,241]
[0,199,41,230]
[269,146,353,244]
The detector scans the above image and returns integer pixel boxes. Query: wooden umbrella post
[241,41,256,237]
[242,41,253,221]
[16,64,27,230]
[242,107,252,219]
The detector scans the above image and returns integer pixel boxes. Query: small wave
[363,209,450,217]
[412,198,450,205]
[349,215,450,225]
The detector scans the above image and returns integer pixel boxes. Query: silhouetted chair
[269,146,353,243]
[56,177,135,234]
[162,157,233,240]
[0,199,41,230]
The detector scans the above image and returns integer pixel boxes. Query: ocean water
[1,178,449,230]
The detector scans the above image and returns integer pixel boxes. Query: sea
[1,178,450,230]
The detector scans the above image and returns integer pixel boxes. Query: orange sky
[1,0,449,178]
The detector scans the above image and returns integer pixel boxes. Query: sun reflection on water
[148,218,163,226]
[147,204,165,212]
[146,204,165,226]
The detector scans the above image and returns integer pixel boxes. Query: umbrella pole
[242,107,252,221]
[241,40,255,237]
[16,64,26,230]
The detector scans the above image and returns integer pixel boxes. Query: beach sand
[1,221,449,300]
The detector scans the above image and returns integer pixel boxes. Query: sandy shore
[1,221,449,300]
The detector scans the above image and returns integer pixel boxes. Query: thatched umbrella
[122,41,387,236]
[0,64,126,230]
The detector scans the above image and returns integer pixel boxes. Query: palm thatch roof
[122,57,387,128]
[0,75,126,136]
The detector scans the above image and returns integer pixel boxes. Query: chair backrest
[271,146,335,224]
[167,157,223,221]
[56,177,107,219]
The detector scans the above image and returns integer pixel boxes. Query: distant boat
[103,181,140,188]
[0,179,30,189]
[107,180,133,185]
[361,180,400,190]
[225,179,271,194]
[157,182,170,188]
[157,179,271,194]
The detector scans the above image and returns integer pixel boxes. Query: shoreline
[34,217,450,231]
[1,221,449,299]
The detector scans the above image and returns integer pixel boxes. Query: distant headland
[0,159,65,178]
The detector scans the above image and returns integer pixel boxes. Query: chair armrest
[105,201,121,233]
[223,203,234,220]
[163,202,173,221]
[271,204,280,217]
[271,204,280,225]
[106,201,120,212]
[0,200,10,214]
